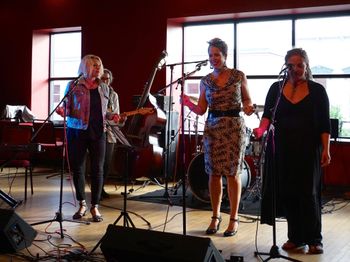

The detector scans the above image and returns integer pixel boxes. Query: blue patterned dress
[201,68,246,177]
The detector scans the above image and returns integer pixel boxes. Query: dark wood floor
[1,167,350,261]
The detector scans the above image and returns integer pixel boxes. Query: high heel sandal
[72,201,87,219]
[223,217,239,237]
[90,205,103,222]
[206,216,222,235]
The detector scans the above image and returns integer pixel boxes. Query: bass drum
[187,153,251,204]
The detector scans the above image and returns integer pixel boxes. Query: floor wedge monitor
[0,208,37,253]
[100,224,225,262]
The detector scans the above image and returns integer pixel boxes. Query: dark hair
[285,48,313,80]
[208,38,228,58]
[103,68,113,83]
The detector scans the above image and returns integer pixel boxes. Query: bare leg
[225,174,241,232]
[208,175,222,230]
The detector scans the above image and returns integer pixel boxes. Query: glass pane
[50,80,70,121]
[237,20,292,75]
[315,77,350,138]
[50,32,82,77]
[184,23,234,76]
[183,79,207,133]
[296,16,350,75]
[244,78,276,130]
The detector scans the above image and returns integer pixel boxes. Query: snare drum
[187,153,251,204]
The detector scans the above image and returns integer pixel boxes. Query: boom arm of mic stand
[157,63,204,95]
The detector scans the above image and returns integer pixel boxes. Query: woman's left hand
[243,104,255,116]
[112,113,127,124]
[321,150,331,167]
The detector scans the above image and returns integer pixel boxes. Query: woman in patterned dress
[182,38,255,236]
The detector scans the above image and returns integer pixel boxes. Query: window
[182,14,350,139]
[50,32,82,121]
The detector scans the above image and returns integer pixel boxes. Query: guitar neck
[122,108,152,117]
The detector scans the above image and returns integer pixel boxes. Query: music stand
[30,78,90,239]
[254,70,301,262]
[89,142,151,255]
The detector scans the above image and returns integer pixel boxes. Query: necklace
[289,79,306,100]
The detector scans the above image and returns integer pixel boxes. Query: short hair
[78,54,104,78]
[208,38,228,58]
[103,68,113,84]
[285,48,313,80]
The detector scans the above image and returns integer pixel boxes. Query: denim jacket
[64,79,110,130]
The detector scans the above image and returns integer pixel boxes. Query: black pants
[67,128,106,206]
[103,141,115,187]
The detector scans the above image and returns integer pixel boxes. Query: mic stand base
[255,245,301,262]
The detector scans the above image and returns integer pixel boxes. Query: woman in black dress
[254,48,331,254]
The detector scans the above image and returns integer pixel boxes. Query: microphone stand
[254,70,301,262]
[177,63,206,235]
[31,78,90,238]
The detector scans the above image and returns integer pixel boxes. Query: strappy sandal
[223,217,239,237]
[206,216,222,235]
[72,201,87,219]
[90,205,103,222]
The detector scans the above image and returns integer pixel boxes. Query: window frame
[182,11,350,139]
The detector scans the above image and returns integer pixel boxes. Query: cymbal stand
[243,154,263,203]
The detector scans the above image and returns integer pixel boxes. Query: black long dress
[260,80,330,245]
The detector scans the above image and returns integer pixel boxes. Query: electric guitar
[120,107,154,117]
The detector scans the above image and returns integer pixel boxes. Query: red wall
[1,0,349,113]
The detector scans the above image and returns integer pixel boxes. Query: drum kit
[186,105,265,204]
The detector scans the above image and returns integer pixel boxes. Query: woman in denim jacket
[56,54,123,222]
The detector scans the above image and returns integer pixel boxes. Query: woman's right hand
[253,117,270,139]
[181,94,192,108]
[253,127,265,139]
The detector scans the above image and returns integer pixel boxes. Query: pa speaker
[0,208,37,253]
[100,224,225,262]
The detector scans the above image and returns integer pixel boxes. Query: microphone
[195,59,208,68]
[73,73,84,86]
[279,64,292,75]
[157,50,168,70]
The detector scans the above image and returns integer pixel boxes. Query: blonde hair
[78,54,104,78]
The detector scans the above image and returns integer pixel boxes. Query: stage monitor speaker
[0,208,37,254]
[100,224,225,262]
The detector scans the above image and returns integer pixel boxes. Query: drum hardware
[243,151,264,203]
[254,104,264,119]
[187,153,251,204]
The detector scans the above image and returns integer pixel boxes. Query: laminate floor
[1,168,350,261]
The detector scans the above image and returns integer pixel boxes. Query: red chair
[0,123,34,201]
[31,120,64,169]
